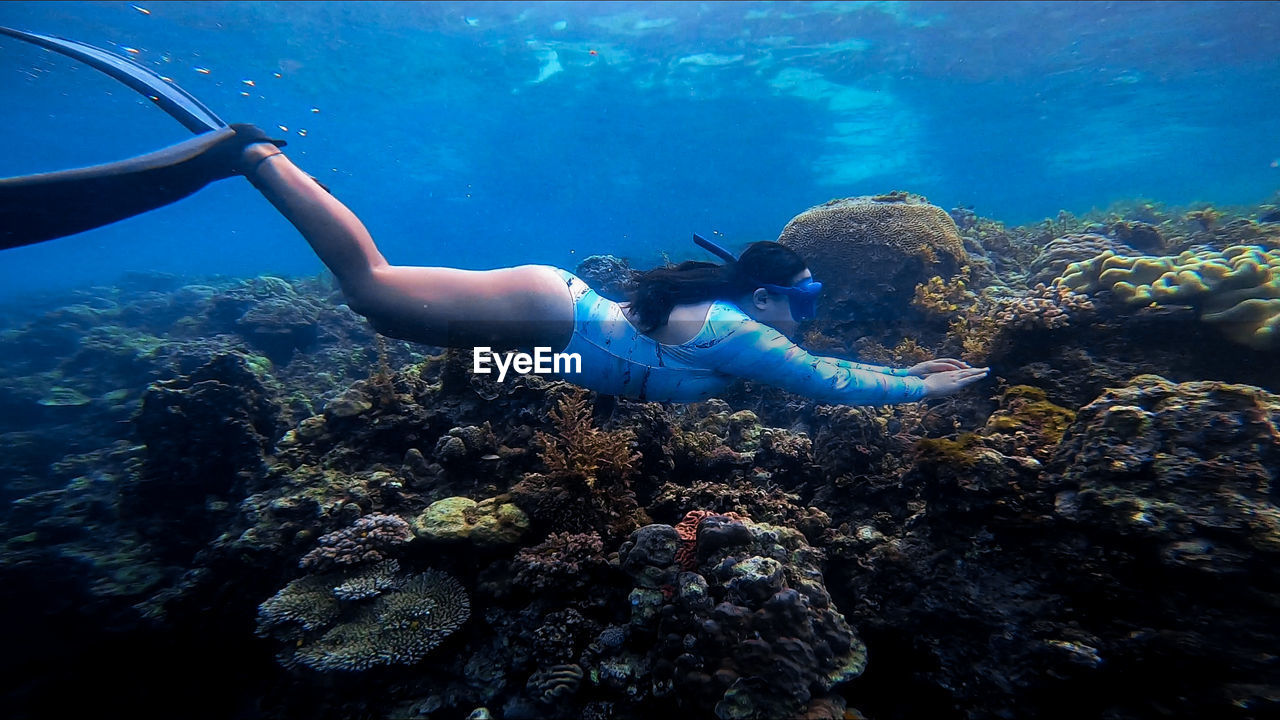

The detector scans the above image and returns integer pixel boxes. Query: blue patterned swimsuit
[550,269,926,405]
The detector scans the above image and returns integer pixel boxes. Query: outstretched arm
[690,307,987,405]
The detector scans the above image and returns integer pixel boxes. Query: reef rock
[1052,374,1280,564]
[616,513,865,720]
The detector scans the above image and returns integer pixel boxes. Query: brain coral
[1057,244,1280,350]
[776,192,967,335]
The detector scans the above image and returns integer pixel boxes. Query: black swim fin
[0,26,225,133]
[0,127,283,250]
[0,27,273,249]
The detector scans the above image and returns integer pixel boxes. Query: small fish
[194,67,211,74]
[278,125,288,132]
[242,79,255,86]
[480,454,500,461]
[159,75,173,82]
[273,72,282,78]
[589,49,597,56]
[240,91,250,97]
[132,5,150,14]
[297,129,308,137]
[123,47,140,55]
[464,16,479,27]
[310,107,320,113]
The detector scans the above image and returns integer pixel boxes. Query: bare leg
[239,143,574,350]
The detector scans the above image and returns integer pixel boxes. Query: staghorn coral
[513,387,647,540]
[298,513,414,571]
[537,388,639,488]
[259,566,470,672]
[993,283,1095,331]
[1058,244,1280,349]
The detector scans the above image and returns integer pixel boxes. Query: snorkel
[692,233,823,322]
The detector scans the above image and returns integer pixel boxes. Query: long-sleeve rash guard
[549,269,926,405]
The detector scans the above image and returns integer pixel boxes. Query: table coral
[1057,244,1280,349]
[257,566,469,672]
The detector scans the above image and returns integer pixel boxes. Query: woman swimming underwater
[0,28,987,406]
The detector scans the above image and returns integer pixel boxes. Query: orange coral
[674,509,748,571]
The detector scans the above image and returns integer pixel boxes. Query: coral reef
[911,272,976,316]
[574,254,634,302]
[1052,374,1280,562]
[1058,244,1280,349]
[7,198,1280,720]
[511,388,646,541]
[509,531,610,596]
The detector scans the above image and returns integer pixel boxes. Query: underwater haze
[1,0,1279,299]
[6,4,1280,720]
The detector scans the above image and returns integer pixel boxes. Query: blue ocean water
[1,0,1278,299]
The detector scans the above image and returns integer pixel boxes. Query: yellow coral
[1057,245,1280,350]
[912,270,975,316]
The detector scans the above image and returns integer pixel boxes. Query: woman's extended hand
[922,367,990,398]
[906,357,972,376]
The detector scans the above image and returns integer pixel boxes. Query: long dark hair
[626,241,807,332]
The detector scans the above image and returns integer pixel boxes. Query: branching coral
[514,388,647,540]
[912,271,976,316]
[510,531,609,594]
[298,513,414,571]
[536,388,639,488]
[993,283,1095,331]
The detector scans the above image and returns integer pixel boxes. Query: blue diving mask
[760,277,823,321]
[692,232,823,322]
